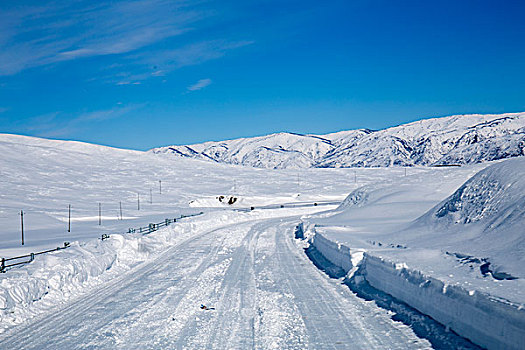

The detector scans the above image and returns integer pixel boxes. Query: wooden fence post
[20,210,24,246]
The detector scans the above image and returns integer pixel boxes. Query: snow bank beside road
[0,212,234,333]
[362,254,525,350]
[302,158,525,349]
[305,229,525,350]
[309,229,354,273]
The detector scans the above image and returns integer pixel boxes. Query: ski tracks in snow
[0,211,431,349]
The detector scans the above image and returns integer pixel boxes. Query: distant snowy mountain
[151,112,525,168]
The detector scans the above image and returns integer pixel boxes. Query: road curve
[0,210,430,349]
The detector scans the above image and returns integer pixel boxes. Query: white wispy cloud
[108,39,253,85]
[28,104,143,137]
[0,0,210,76]
[142,40,254,69]
[0,0,255,90]
[187,78,212,91]
[74,104,141,122]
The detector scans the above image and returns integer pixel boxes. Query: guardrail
[0,212,204,273]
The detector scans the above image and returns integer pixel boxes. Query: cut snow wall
[364,255,525,350]
[307,229,525,350]
[310,231,353,273]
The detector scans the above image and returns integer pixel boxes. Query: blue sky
[0,0,524,150]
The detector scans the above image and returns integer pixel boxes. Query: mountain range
[150,112,525,168]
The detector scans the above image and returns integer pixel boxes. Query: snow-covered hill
[151,112,525,168]
[302,157,525,349]
[0,133,357,257]
[416,156,525,278]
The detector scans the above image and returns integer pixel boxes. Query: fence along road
[0,201,330,273]
[0,213,203,273]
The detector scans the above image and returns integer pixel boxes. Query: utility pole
[405,167,407,177]
[98,203,101,225]
[119,201,123,220]
[20,210,24,246]
[68,204,71,232]
[137,193,140,210]
[150,189,153,204]
[159,180,162,195]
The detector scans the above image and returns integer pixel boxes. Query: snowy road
[0,210,430,349]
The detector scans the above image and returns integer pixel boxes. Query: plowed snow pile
[411,156,525,279]
[308,157,525,301]
[303,157,525,349]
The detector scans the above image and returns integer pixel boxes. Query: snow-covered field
[0,133,349,257]
[0,133,523,349]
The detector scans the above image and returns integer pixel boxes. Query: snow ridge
[151,112,525,168]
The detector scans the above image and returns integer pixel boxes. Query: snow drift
[432,157,525,227]
[302,158,525,349]
[413,156,525,278]
[0,212,234,333]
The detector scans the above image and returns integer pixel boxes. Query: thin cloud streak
[112,39,253,85]
[187,78,212,91]
[0,0,210,75]
[75,105,141,122]
[146,40,254,68]
[29,104,143,138]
